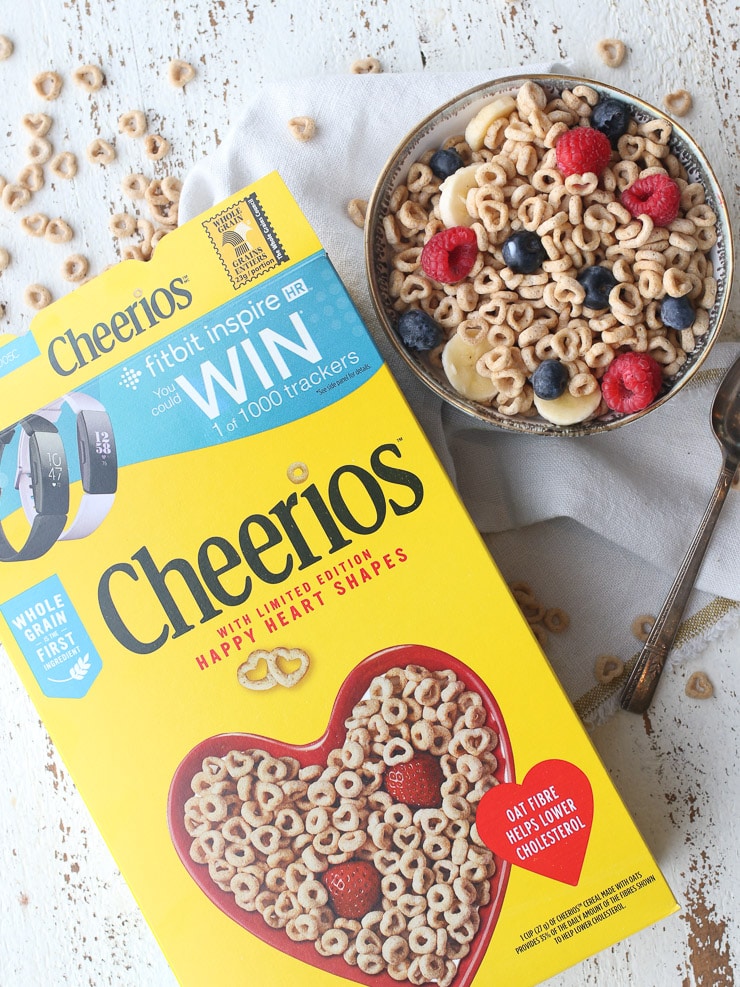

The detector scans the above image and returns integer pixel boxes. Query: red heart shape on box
[476,759,593,886]
[168,644,514,987]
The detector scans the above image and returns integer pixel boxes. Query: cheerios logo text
[47,276,194,377]
[97,442,424,655]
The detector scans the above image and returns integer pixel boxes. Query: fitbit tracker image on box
[0,392,117,562]
[27,392,118,540]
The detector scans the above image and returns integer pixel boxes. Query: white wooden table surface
[1,2,739,985]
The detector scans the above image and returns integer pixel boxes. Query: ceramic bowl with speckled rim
[365,74,734,436]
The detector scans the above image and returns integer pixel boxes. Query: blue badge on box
[0,574,102,698]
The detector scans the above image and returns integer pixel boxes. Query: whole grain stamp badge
[203,192,290,289]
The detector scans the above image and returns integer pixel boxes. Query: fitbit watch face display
[0,416,70,563]
[0,392,117,561]
[77,409,118,495]
[28,422,70,515]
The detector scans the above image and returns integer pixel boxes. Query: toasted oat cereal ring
[237,650,277,691]
[288,116,316,142]
[596,38,627,68]
[594,654,625,684]
[72,64,105,91]
[162,175,183,200]
[109,212,137,238]
[350,56,381,74]
[87,137,116,165]
[45,218,73,244]
[26,136,53,165]
[59,253,89,283]
[685,670,713,700]
[543,607,570,633]
[1,183,31,212]
[119,109,147,138]
[0,247,10,272]
[120,173,148,200]
[168,58,196,87]
[20,213,49,237]
[631,613,655,642]
[265,647,310,688]
[144,133,170,160]
[24,284,52,310]
[145,178,169,205]
[18,163,44,193]
[33,70,63,100]
[664,88,693,117]
[0,35,13,60]
[287,461,309,483]
[347,197,368,229]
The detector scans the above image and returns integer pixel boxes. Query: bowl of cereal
[365,74,733,435]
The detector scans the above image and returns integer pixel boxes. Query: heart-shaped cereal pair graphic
[168,645,514,987]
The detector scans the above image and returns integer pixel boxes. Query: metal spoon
[620,354,740,714]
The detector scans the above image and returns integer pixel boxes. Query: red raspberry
[601,352,663,413]
[420,226,478,284]
[621,173,681,226]
[555,126,612,177]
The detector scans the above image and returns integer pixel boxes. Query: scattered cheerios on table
[596,38,627,67]
[45,218,73,244]
[350,56,381,74]
[168,59,196,87]
[663,89,693,117]
[1,183,31,212]
[61,253,89,283]
[144,133,170,160]
[685,670,713,699]
[24,284,52,310]
[22,113,52,137]
[119,110,147,137]
[87,138,116,165]
[72,64,105,91]
[32,70,63,100]
[20,213,49,237]
[49,150,78,179]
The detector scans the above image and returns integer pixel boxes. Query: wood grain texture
[1,1,738,984]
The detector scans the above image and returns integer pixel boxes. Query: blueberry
[396,309,443,351]
[591,98,631,147]
[501,231,546,274]
[660,295,695,330]
[577,265,618,310]
[429,148,465,180]
[531,360,569,400]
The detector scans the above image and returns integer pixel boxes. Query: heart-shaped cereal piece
[236,650,276,690]
[664,88,693,117]
[169,645,513,987]
[22,112,53,137]
[266,646,309,687]
[685,670,713,699]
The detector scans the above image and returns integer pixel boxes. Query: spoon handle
[620,459,737,714]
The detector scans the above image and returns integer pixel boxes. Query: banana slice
[438,163,479,227]
[533,386,603,425]
[441,333,497,402]
[464,95,517,151]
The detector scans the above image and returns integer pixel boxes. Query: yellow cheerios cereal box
[0,173,677,987]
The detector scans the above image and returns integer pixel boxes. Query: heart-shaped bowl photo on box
[168,644,514,987]
[365,74,734,436]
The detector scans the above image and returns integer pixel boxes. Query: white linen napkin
[180,67,740,724]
